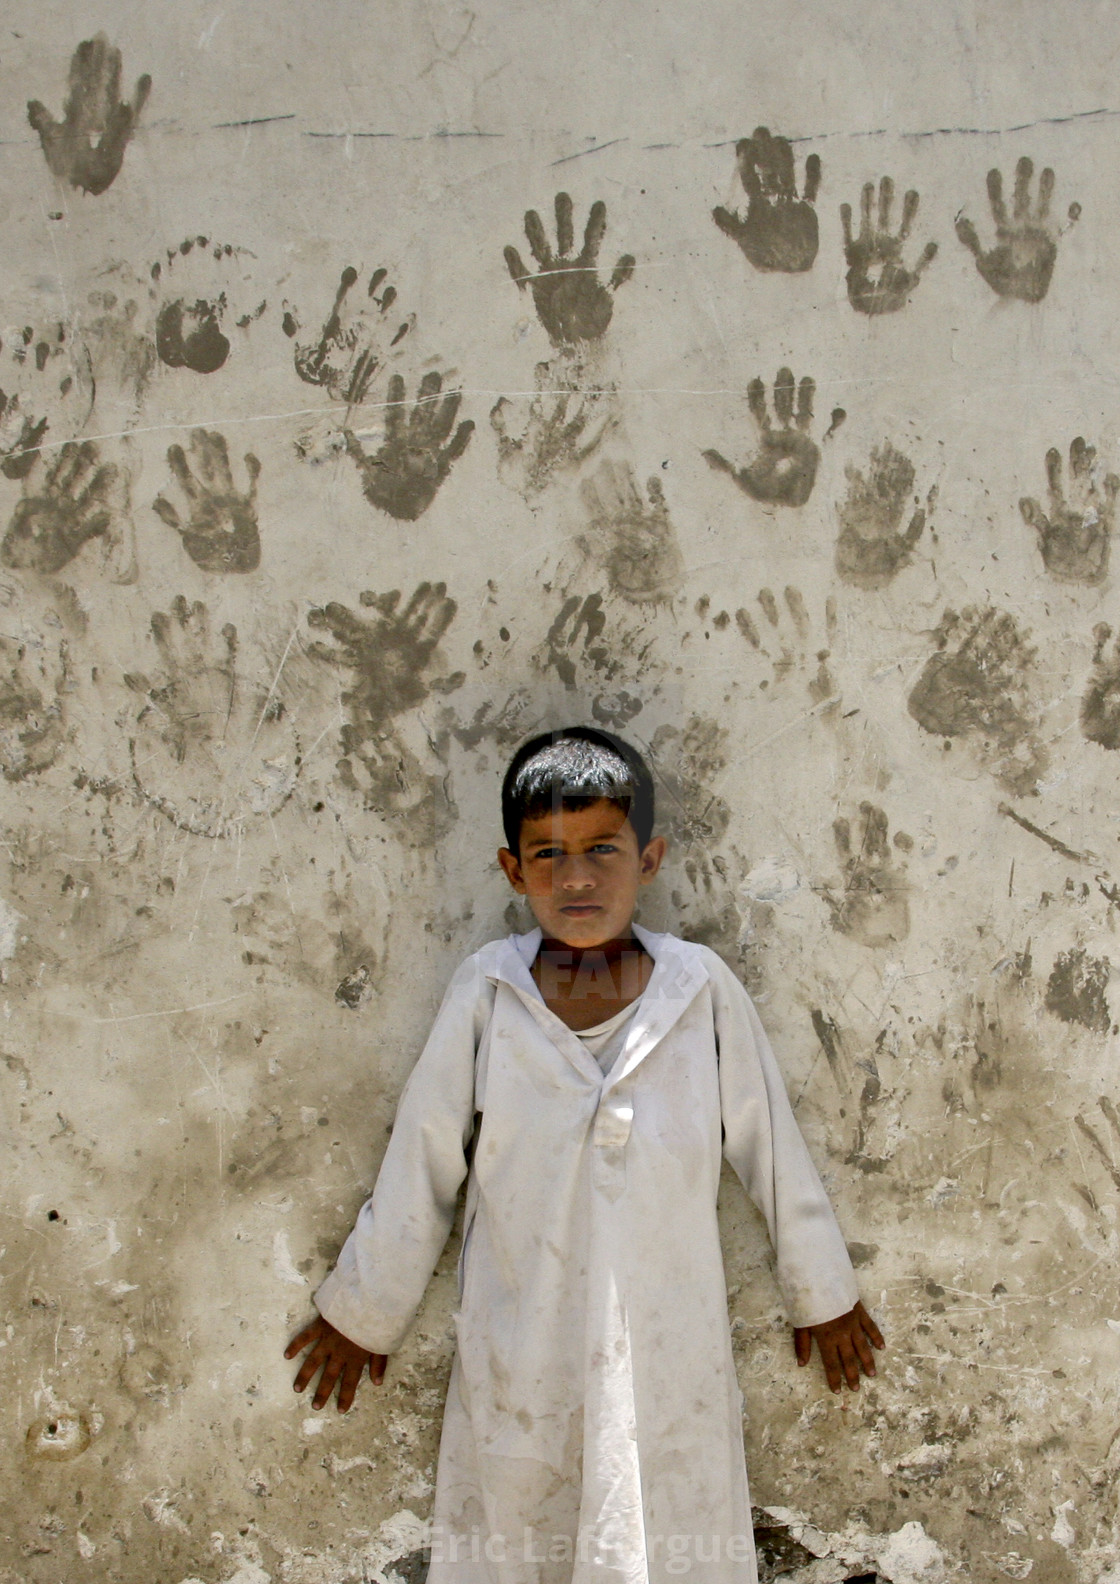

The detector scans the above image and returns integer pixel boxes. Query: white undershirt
[574,1001,640,1075]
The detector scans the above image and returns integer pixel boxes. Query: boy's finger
[793,1326,811,1366]
[855,1301,885,1349]
[284,1318,324,1358]
[311,1357,343,1410]
[852,1326,877,1378]
[838,1339,862,1390]
[819,1342,843,1393]
[336,1359,362,1413]
[370,1354,387,1384]
[292,1343,328,1394]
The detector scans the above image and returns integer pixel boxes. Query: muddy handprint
[151,237,265,375]
[835,442,932,589]
[956,157,1080,303]
[822,803,912,948]
[285,266,412,405]
[343,372,473,521]
[306,583,460,815]
[0,325,92,480]
[841,177,937,315]
[2,442,118,574]
[535,593,654,700]
[0,633,69,781]
[579,460,684,604]
[728,585,839,704]
[27,34,150,196]
[712,128,820,273]
[124,597,300,836]
[907,606,1048,795]
[1019,438,1117,587]
[0,389,45,482]
[126,598,237,768]
[505,193,635,346]
[704,369,843,507]
[1081,624,1120,751]
[491,359,619,498]
[152,430,261,574]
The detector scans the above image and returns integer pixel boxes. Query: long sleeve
[313,953,495,1354]
[709,955,860,1328]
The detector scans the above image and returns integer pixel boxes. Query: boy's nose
[558,856,597,887]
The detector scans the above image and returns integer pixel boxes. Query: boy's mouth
[560,903,601,915]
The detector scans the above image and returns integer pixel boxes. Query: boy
[287,726,882,1583]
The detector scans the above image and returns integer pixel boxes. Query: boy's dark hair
[502,727,656,852]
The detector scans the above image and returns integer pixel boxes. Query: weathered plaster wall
[1,3,1119,1580]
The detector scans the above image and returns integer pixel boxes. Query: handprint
[703,369,843,508]
[835,442,932,589]
[578,459,684,604]
[0,324,92,479]
[536,593,654,696]
[712,128,821,273]
[1080,624,1120,751]
[125,598,237,767]
[152,430,262,574]
[841,177,937,315]
[343,372,473,521]
[1019,438,1117,587]
[81,276,158,401]
[284,267,412,405]
[156,297,228,374]
[725,585,839,704]
[2,442,118,573]
[490,359,619,498]
[955,157,1080,304]
[124,597,300,836]
[907,606,1048,795]
[504,193,635,346]
[306,584,460,815]
[151,236,266,375]
[0,634,69,781]
[822,803,912,948]
[27,35,151,196]
[0,389,45,482]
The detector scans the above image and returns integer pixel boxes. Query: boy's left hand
[794,1300,883,1392]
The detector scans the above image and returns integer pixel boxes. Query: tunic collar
[487,926,711,1088]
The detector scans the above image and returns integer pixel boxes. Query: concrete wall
[2,4,1119,1580]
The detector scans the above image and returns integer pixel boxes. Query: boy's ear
[497,847,526,893]
[638,835,667,882]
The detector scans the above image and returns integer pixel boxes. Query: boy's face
[498,798,666,947]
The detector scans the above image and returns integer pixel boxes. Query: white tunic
[315,926,860,1584]
[573,1001,638,1075]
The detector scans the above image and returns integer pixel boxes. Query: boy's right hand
[285,1314,387,1412]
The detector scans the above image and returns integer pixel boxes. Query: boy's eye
[532,844,617,858]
